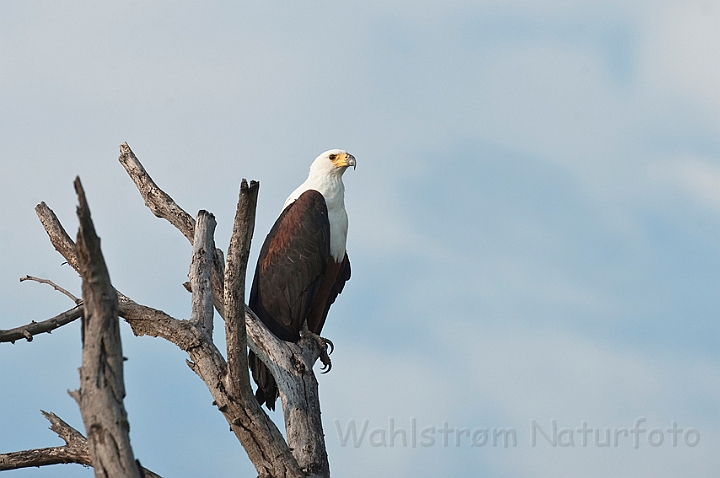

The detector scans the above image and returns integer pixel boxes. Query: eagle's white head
[285,149,356,209]
[308,149,356,176]
[284,149,355,261]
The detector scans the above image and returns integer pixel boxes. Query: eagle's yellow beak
[329,151,356,170]
[340,153,356,170]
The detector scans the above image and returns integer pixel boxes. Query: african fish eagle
[249,149,355,410]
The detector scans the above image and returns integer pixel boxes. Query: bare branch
[118,142,195,242]
[117,143,226,317]
[36,201,80,272]
[0,444,88,470]
[0,265,308,474]
[189,211,216,337]
[35,201,132,303]
[0,411,90,471]
[0,411,161,477]
[44,410,88,445]
[74,177,142,478]
[20,275,81,304]
[0,306,83,344]
[224,179,258,400]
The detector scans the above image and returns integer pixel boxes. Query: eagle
[249,149,355,410]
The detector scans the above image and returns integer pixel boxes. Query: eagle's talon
[303,331,334,372]
[319,347,332,374]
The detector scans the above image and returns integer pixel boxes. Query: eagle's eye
[328,154,337,160]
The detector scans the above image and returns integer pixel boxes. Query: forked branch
[0,411,91,471]
[0,411,161,477]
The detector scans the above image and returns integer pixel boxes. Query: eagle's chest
[327,202,348,262]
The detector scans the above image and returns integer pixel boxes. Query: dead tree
[0,143,332,477]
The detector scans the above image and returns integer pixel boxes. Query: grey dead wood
[182,181,306,478]
[0,411,161,477]
[117,142,196,243]
[36,201,81,272]
[34,201,132,303]
[224,179,258,401]
[190,210,216,337]
[245,313,331,477]
[121,287,304,477]
[20,275,82,304]
[73,177,142,478]
[222,180,306,475]
[118,142,226,317]
[0,411,91,471]
[0,306,82,344]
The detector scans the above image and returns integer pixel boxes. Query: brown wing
[249,189,331,342]
[249,189,353,410]
[306,252,350,334]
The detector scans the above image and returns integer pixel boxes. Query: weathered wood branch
[34,201,131,303]
[189,211,216,337]
[118,142,226,317]
[245,311,330,477]
[0,411,91,471]
[0,411,161,477]
[220,180,306,475]
[281,341,329,477]
[0,306,83,344]
[120,190,304,477]
[73,177,142,478]
[224,179,258,400]
[19,275,81,304]
[36,201,81,272]
[117,142,195,243]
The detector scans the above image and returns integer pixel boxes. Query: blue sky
[1,1,719,477]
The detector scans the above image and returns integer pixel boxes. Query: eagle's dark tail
[249,350,279,411]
